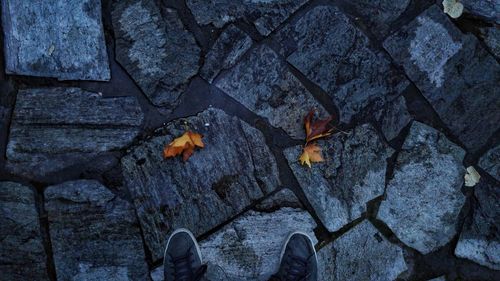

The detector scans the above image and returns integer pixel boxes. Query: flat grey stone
[462,0,500,23]
[215,44,328,139]
[455,180,500,270]
[121,108,280,261]
[479,144,500,182]
[376,95,412,141]
[201,25,252,83]
[1,0,110,80]
[383,5,500,151]
[284,124,393,232]
[186,0,308,36]
[6,87,143,180]
[378,121,466,254]
[274,5,409,124]
[113,1,200,108]
[45,180,149,281]
[318,220,407,281]
[0,182,49,281]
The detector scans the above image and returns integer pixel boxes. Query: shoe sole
[164,228,203,263]
[279,231,318,265]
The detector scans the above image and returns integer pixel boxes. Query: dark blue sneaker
[269,232,318,281]
[164,228,207,281]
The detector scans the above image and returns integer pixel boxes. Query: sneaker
[270,231,318,281]
[164,228,207,281]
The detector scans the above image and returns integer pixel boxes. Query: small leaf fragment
[464,166,480,187]
[163,131,204,161]
[299,143,324,168]
[304,110,334,143]
[443,0,464,19]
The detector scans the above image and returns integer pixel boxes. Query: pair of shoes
[163,229,318,281]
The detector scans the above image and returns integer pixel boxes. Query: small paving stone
[462,0,499,23]
[479,144,500,182]
[383,5,500,151]
[5,87,143,180]
[376,95,412,141]
[186,0,308,36]
[0,182,49,281]
[1,0,110,80]
[455,180,500,270]
[378,121,466,254]
[284,124,393,232]
[317,220,407,281]
[121,108,280,261]
[45,180,149,281]
[274,5,409,124]
[215,44,328,139]
[201,25,252,83]
[112,0,200,108]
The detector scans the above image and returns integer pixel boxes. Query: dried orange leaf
[299,143,324,168]
[163,131,204,161]
[304,110,334,143]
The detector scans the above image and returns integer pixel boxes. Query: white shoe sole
[164,228,203,263]
[279,231,318,265]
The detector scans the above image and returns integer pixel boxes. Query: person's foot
[164,228,207,281]
[270,231,318,281]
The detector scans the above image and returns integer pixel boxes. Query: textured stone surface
[45,180,149,281]
[1,0,110,80]
[317,220,407,281]
[6,87,143,180]
[121,108,280,261]
[0,182,49,281]
[376,95,412,141]
[462,0,500,23]
[284,124,393,232]
[201,25,252,83]
[455,181,500,270]
[480,26,500,59]
[215,44,328,139]
[255,188,302,210]
[479,144,500,182]
[378,121,466,254]
[113,0,200,108]
[274,5,409,124]
[186,0,308,36]
[383,5,500,151]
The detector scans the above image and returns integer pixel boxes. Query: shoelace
[170,252,207,281]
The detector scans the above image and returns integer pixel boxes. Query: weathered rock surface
[113,0,200,108]
[462,0,499,23]
[215,44,328,139]
[201,25,252,83]
[455,180,500,270]
[480,26,500,59]
[284,124,393,232]
[6,87,143,180]
[186,0,308,36]
[378,121,466,254]
[1,0,110,80]
[45,180,149,281]
[376,95,412,141]
[479,144,500,182]
[121,108,280,261]
[274,5,409,124]
[317,220,407,280]
[383,5,500,151]
[0,182,49,281]
[255,188,302,210]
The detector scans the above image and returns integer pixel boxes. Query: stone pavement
[0,0,499,280]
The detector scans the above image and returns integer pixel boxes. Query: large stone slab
[274,5,409,124]
[462,0,499,23]
[318,220,407,280]
[0,182,49,281]
[383,5,500,151]
[121,108,281,261]
[200,25,252,83]
[214,44,328,139]
[479,144,500,182]
[186,0,308,36]
[112,0,200,108]
[1,0,110,80]
[45,180,149,281]
[455,180,500,270]
[378,121,466,254]
[284,124,393,232]
[6,87,143,180]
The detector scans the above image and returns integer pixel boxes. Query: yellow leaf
[299,143,324,168]
[163,131,204,161]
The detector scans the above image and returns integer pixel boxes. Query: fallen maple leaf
[464,166,480,187]
[299,143,324,168]
[163,131,204,161]
[304,110,334,143]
